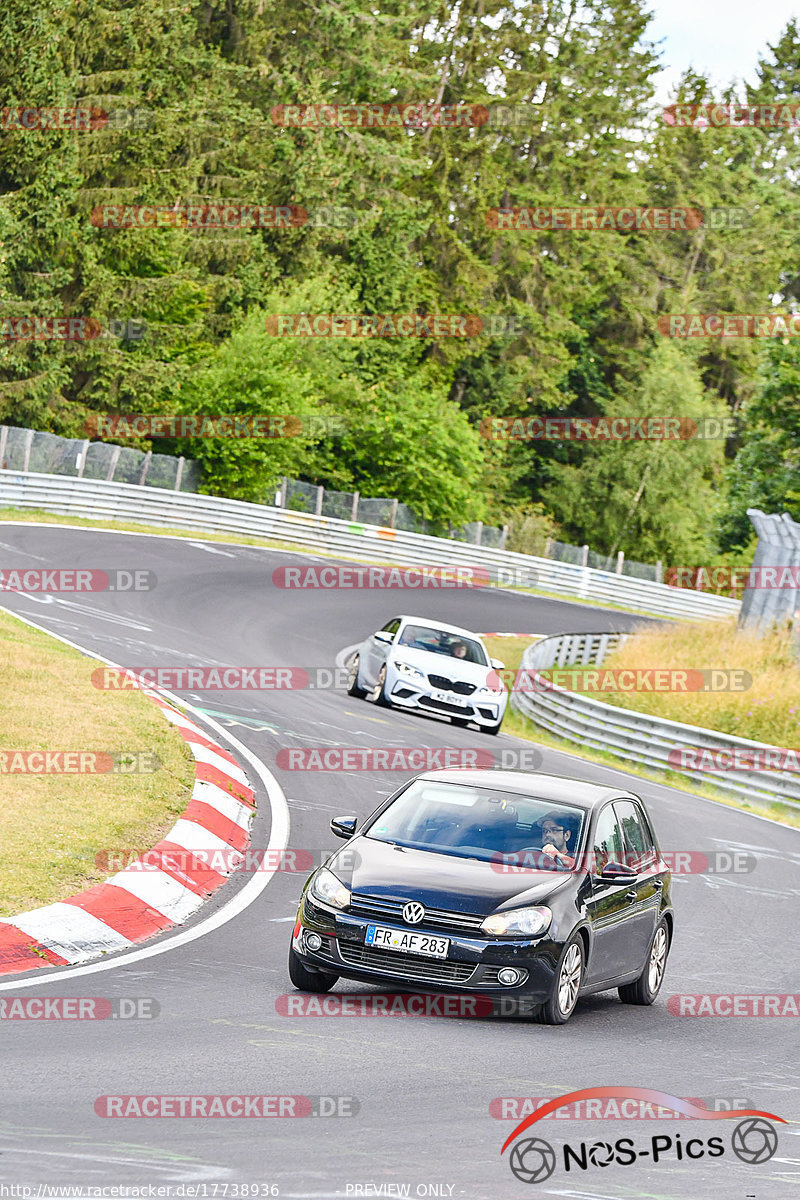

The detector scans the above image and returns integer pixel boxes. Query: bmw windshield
[396,624,488,665]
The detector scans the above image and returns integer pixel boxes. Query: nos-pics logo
[502,1088,783,1183]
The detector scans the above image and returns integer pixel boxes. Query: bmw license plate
[431,689,469,707]
[365,926,450,958]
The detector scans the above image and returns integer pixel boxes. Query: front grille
[418,696,475,715]
[339,942,476,983]
[303,895,331,923]
[349,892,486,933]
[428,674,476,696]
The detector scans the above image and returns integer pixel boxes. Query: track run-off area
[0,523,798,1199]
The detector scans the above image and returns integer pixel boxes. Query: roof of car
[396,615,485,639]
[415,769,635,810]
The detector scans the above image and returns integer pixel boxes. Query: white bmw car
[346,615,508,734]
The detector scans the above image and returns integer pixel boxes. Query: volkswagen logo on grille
[402,901,425,925]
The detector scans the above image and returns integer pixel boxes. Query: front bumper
[293,895,558,999]
[386,673,505,726]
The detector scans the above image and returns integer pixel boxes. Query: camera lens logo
[588,1140,614,1167]
[509,1137,556,1183]
[731,1118,778,1164]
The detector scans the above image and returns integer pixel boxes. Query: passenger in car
[535,812,576,869]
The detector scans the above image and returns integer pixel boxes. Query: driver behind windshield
[534,811,576,869]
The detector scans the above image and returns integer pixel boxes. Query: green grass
[483,634,800,830]
[0,607,196,914]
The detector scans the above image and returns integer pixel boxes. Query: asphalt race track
[1,524,798,1199]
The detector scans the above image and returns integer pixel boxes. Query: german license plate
[431,690,469,707]
[365,925,450,958]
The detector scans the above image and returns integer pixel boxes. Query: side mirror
[490,658,505,670]
[373,630,393,644]
[599,860,637,881]
[330,815,357,840]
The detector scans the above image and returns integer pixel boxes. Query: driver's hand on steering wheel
[541,842,560,858]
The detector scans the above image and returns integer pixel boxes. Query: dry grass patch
[600,618,800,746]
[0,607,195,914]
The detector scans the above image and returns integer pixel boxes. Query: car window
[381,618,401,637]
[614,799,657,869]
[364,780,585,866]
[395,623,488,665]
[592,804,624,872]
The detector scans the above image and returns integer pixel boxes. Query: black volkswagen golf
[288,770,674,1024]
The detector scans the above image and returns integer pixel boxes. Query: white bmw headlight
[395,660,426,682]
[481,905,552,937]
[309,867,351,910]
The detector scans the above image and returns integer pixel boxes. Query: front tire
[346,655,367,698]
[371,664,391,707]
[535,934,584,1025]
[479,718,503,735]
[288,945,339,993]
[618,920,670,1006]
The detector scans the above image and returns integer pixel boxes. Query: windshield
[364,780,586,867]
[395,624,488,665]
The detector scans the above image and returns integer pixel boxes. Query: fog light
[497,967,521,986]
[305,932,322,952]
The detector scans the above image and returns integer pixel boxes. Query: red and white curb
[0,692,255,976]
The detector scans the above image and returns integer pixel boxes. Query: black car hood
[327,836,573,915]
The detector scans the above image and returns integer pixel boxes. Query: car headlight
[309,867,351,910]
[481,905,552,937]
[395,660,426,682]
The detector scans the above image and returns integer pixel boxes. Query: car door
[584,802,637,983]
[362,617,400,685]
[611,798,663,974]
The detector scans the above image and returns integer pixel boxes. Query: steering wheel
[514,846,559,867]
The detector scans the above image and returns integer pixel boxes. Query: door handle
[625,890,637,902]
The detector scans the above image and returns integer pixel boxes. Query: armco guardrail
[0,470,739,621]
[511,632,800,809]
